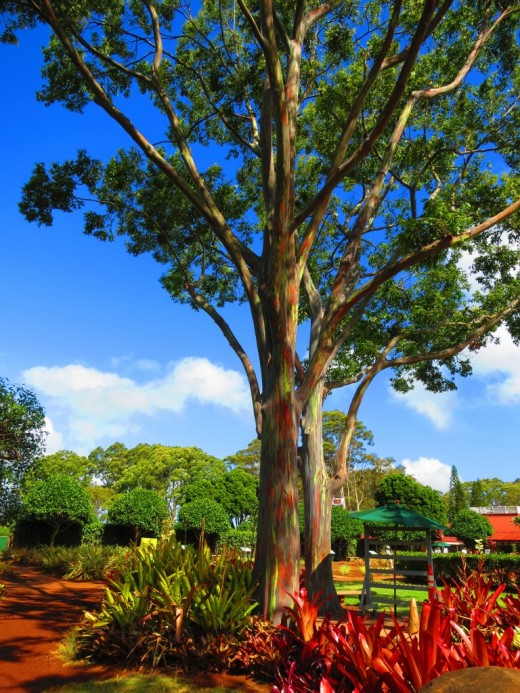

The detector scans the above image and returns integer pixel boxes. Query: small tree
[112,444,227,516]
[107,488,168,542]
[225,439,261,478]
[447,466,468,523]
[177,499,231,546]
[330,508,363,560]
[28,450,95,487]
[221,519,256,552]
[469,478,486,508]
[223,469,259,526]
[375,473,447,525]
[449,509,493,551]
[22,474,93,546]
[0,378,46,523]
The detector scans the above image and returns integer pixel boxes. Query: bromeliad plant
[265,569,520,693]
[77,536,257,668]
[435,559,507,632]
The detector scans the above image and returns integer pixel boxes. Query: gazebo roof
[349,503,448,531]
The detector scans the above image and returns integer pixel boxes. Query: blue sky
[1,30,519,494]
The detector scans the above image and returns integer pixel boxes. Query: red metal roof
[484,514,520,542]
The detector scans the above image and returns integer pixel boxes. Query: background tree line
[2,377,514,552]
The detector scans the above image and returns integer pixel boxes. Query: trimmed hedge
[395,552,520,590]
[434,553,520,590]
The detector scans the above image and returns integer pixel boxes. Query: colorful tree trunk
[254,375,301,623]
[301,385,343,616]
[253,234,301,623]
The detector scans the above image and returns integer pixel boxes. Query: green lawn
[335,581,429,608]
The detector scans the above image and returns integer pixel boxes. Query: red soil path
[0,566,270,692]
[0,566,111,692]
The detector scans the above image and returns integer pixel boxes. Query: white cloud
[471,326,520,404]
[458,250,481,294]
[23,357,250,451]
[43,416,64,454]
[401,457,452,493]
[390,382,458,429]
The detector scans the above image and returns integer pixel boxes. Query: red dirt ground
[0,566,111,692]
[0,566,270,692]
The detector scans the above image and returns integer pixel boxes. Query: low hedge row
[394,552,520,590]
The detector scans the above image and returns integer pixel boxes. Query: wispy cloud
[401,456,452,493]
[23,357,250,451]
[390,382,458,429]
[471,326,520,404]
[43,416,64,455]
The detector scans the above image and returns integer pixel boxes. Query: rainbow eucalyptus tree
[2,0,520,620]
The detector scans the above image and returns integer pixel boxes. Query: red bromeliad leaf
[282,587,328,643]
[319,678,335,693]
[371,654,411,693]
[471,628,490,667]
[502,592,520,628]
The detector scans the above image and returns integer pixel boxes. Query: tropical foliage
[4,0,520,619]
[21,474,93,546]
[77,538,257,669]
[0,377,46,523]
[240,564,520,692]
[375,473,447,525]
[448,508,494,549]
[107,487,169,541]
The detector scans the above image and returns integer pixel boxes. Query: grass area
[335,581,428,607]
[46,674,250,692]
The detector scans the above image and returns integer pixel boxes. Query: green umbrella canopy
[433,541,462,547]
[349,503,448,531]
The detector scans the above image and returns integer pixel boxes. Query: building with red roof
[471,506,520,553]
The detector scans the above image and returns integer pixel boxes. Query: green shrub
[81,517,104,545]
[448,509,493,550]
[21,475,93,546]
[107,488,168,541]
[77,537,257,668]
[2,543,128,581]
[434,553,520,590]
[64,544,127,581]
[37,545,77,575]
[331,507,363,559]
[176,498,231,548]
[221,519,255,552]
[394,552,520,590]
